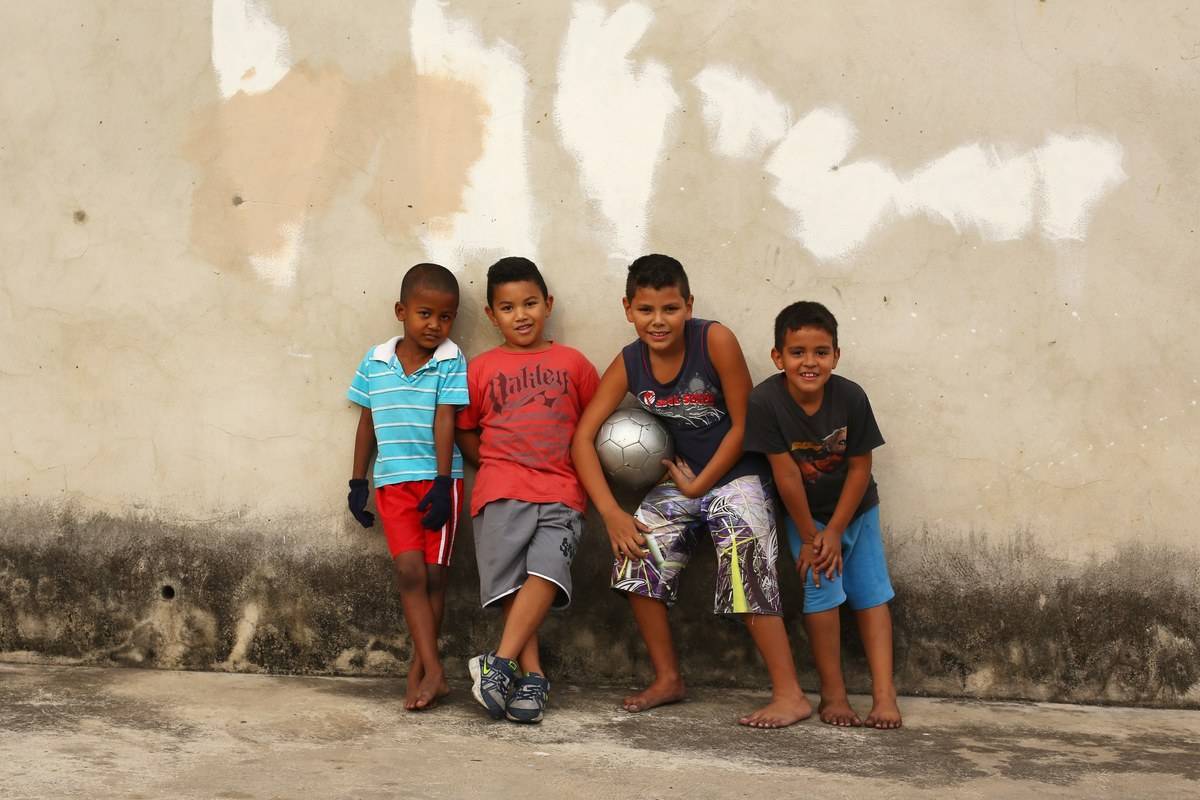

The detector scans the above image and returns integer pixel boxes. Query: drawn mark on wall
[555,1,680,261]
[755,106,1127,260]
[211,0,292,99]
[410,0,536,267]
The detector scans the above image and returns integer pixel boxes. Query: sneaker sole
[505,709,544,724]
[467,656,505,720]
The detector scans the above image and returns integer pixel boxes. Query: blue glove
[417,475,453,530]
[347,479,375,528]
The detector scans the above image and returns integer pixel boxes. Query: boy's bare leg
[804,607,861,726]
[393,551,444,710]
[497,576,558,674]
[737,615,813,728]
[856,603,902,729]
[623,594,686,712]
[406,565,451,710]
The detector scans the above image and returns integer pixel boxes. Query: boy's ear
[394,301,405,322]
[622,296,633,321]
[832,347,841,368]
[770,347,784,371]
[684,294,694,318]
[483,304,499,328]
[544,294,554,316]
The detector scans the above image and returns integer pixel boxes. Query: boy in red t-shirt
[456,257,599,723]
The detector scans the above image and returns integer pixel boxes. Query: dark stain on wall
[1,504,1197,707]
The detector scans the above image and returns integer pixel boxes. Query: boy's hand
[796,541,822,588]
[603,509,650,561]
[417,475,453,530]
[812,528,844,579]
[347,479,375,528]
[662,456,701,498]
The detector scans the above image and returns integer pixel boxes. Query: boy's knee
[393,554,428,592]
[425,564,448,593]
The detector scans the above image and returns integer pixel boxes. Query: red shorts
[375,479,464,565]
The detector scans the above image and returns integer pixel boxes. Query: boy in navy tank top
[572,254,812,728]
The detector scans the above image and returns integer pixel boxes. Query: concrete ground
[1,664,1198,799]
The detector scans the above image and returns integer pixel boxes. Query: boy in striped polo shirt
[346,262,469,711]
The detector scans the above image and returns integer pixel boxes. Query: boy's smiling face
[623,284,693,354]
[485,279,553,351]
[394,285,459,355]
[772,325,840,405]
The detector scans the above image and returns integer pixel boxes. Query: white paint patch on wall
[248,222,303,289]
[1037,134,1127,240]
[764,107,1127,260]
[410,0,537,267]
[765,108,899,261]
[555,1,680,261]
[211,0,292,99]
[692,66,790,159]
[898,144,1038,242]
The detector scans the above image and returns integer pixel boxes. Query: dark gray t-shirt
[744,373,884,523]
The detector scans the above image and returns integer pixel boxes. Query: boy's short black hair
[774,301,839,350]
[625,254,690,301]
[486,256,548,305]
[400,262,459,302]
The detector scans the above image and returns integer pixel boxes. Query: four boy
[346,255,901,729]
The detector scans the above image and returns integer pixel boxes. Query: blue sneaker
[506,673,549,724]
[468,652,517,719]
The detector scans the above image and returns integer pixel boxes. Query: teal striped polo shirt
[347,336,468,486]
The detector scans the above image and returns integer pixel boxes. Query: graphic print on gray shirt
[745,373,884,523]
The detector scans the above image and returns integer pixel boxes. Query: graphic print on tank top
[636,376,725,429]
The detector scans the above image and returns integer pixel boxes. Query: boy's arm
[570,354,650,561]
[455,427,481,467]
[352,405,376,479]
[810,453,873,577]
[419,352,468,529]
[417,404,457,530]
[348,405,376,528]
[433,404,455,477]
[767,451,825,586]
[661,323,752,498]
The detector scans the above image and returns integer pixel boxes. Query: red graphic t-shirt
[456,343,599,517]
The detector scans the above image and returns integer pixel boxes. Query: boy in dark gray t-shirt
[745,300,902,730]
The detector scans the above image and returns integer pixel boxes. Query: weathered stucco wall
[2,1,1198,705]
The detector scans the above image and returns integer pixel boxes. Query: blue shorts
[784,505,894,614]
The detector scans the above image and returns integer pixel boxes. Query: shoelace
[511,680,547,704]
[482,669,510,693]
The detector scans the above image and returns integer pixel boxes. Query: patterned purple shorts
[610,475,781,615]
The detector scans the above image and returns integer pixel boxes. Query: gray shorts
[473,500,583,610]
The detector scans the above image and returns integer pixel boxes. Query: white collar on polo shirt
[369,336,460,364]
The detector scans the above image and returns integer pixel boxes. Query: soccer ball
[595,408,674,490]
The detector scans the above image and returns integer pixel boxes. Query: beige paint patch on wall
[185,64,487,284]
[348,71,488,244]
[185,65,349,287]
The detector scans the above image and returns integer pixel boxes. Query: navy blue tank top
[622,318,765,487]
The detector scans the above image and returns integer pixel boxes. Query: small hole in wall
[161,585,176,600]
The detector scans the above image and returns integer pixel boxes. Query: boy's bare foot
[404,667,423,710]
[413,666,447,710]
[818,696,863,727]
[864,694,902,729]
[738,693,813,728]
[622,677,686,712]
